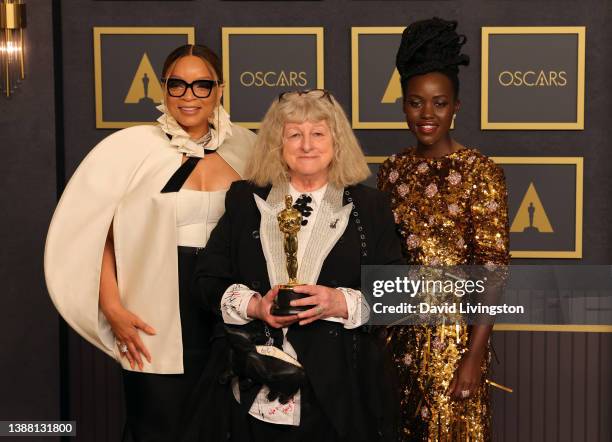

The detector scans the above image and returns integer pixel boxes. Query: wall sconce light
[0,0,26,98]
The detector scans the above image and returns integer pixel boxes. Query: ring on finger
[316,306,325,315]
[119,343,128,354]
[461,389,470,399]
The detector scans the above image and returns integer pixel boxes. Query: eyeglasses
[277,89,334,104]
[161,78,221,98]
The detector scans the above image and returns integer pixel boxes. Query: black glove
[243,350,306,404]
[223,325,306,404]
[219,325,259,385]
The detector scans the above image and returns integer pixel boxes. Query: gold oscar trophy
[272,195,308,316]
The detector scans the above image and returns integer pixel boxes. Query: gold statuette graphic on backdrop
[272,195,308,316]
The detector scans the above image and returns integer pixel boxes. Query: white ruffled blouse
[156,103,234,158]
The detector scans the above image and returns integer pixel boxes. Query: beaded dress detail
[378,147,510,441]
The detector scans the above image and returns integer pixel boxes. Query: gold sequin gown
[377,147,510,442]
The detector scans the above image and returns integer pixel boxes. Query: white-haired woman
[189,90,403,442]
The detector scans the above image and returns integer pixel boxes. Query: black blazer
[193,180,403,441]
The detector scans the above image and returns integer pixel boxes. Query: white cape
[45,123,256,374]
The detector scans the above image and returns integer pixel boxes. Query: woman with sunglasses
[377,18,510,440]
[45,44,256,441]
[187,90,403,442]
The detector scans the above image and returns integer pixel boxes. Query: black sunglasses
[278,89,334,104]
[161,78,221,98]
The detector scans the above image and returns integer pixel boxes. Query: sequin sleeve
[469,159,510,266]
[377,155,394,193]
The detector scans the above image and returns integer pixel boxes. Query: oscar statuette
[272,195,309,316]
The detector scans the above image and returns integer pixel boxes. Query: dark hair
[162,44,223,83]
[396,17,469,97]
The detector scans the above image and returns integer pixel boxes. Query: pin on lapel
[330,219,339,228]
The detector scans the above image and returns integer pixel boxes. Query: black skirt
[122,247,215,442]
[179,334,340,442]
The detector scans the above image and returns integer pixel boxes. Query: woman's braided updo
[396,17,469,97]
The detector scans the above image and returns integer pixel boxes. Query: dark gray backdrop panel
[0,1,60,438]
[1,0,605,440]
[228,34,320,122]
[488,33,579,123]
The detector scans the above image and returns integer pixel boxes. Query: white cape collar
[156,104,234,158]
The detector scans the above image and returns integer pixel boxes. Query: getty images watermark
[361,265,612,327]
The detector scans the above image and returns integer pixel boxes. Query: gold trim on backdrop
[366,155,583,259]
[365,155,387,164]
[93,27,195,129]
[221,27,324,130]
[493,324,612,333]
[481,26,586,130]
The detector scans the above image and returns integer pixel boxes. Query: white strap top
[176,189,227,247]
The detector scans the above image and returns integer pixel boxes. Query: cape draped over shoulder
[45,110,256,374]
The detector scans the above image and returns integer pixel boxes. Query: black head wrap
[396,17,469,96]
